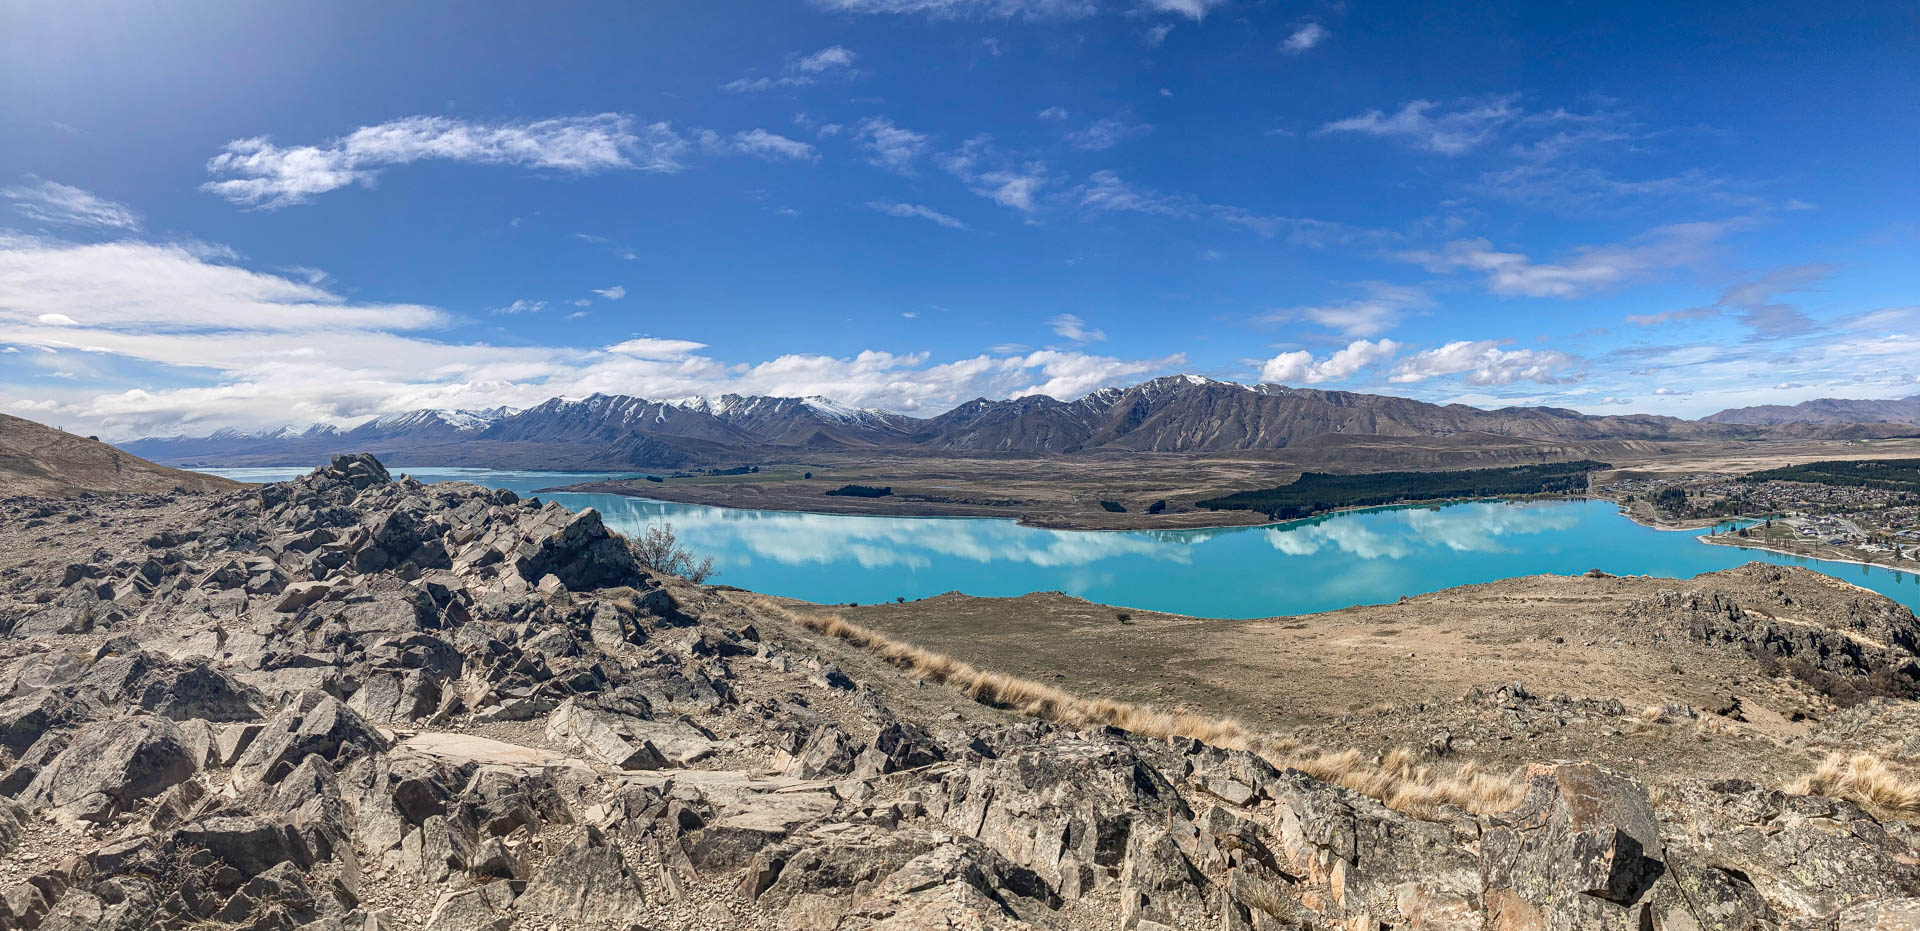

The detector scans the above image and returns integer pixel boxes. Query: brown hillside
[0,412,243,496]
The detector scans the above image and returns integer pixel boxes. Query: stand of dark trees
[1741,459,1920,495]
[826,484,893,498]
[1197,461,1609,520]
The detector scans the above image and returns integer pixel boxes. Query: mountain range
[118,377,1920,470]
[1700,395,1920,426]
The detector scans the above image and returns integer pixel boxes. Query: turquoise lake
[207,466,1920,619]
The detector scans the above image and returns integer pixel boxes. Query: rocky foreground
[0,455,1915,930]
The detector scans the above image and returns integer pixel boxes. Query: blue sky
[1,0,1915,438]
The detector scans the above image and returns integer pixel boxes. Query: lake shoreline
[1698,533,1920,578]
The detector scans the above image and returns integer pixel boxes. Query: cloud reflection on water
[1264,501,1579,560]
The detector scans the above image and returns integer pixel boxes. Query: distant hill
[1703,396,1920,426]
[119,376,1917,471]
[0,413,244,497]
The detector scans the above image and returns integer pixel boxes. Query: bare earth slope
[0,412,242,497]
[0,455,1914,929]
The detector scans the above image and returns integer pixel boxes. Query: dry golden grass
[1791,753,1920,820]
[757,597,1524,819]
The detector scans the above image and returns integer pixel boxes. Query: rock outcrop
[0,453,1914,929]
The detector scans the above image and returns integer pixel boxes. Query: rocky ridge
[0,454,1915,929]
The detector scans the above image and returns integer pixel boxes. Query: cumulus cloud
[1258,339,1401,384]
[1280,23,1328,53]
[1317,95,1522,155]
[202,114,689,208]
[1388,340,1582,385]
[491,299,546,315]
[592,285,626,300]
[724,45,858,92]
[854,117,931,174]
[1048,313,1106,343]
[0,234,1185,438]
[867,201,970,229]
[1262,283,1430,338]
[1400,221,1733,298]
[3,180,140,230]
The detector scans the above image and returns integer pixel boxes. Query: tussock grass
[1792,753,1920,820]
[757,597,1524,819]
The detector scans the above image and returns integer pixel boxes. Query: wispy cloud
[724,45,859,92]
[699,128,819,161]
[1144,0,1230,21]
[1048,313,1105,343]
[1261,283,1431,338]
[812,0,1096,20]
[3,180,140,230]
[1076,171,1397,247]
[1317,95,1522,155]
[1626,264,1828,337]
[854,117,931,174]
[1280,23,1328,54]
[572,233,638,261]
[868,201,970,229]
[1400,220,1737,298]
[1064,115,1154,151]
[592,285,627,300]
[491,299,546,315]
[202,114,689,208]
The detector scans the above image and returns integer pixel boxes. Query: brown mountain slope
[0,412,243,496]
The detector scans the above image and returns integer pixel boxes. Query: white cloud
[812,0,1096,19]
[1281,23,1328,54]
[1258,338,1401,384]
[1075,171,1393,247]
[868,201,970,229]
[976,168,1048,211]
[854,117,930,174]
[725,45,858,92]
[1263,283,1430,337]
[491,299,546,315]
[1077,170,1186,216]
[1037,106,1069,120]
[796,45,857,73]
[3,180,140,230]
[1388,340,1581,385]
[592,285,626,300]
[700,128,818,161]
[603,338,709,359]
[202,114,689,208]
[1400,221,1734,298]
[1064,116,1153,151]
[1317,95,1522,155]
[0,234,446,333]
[1144,0,1229,20]
[937,136,1050,213]
[0,233,1185,437]
[1048,313,1106,343]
